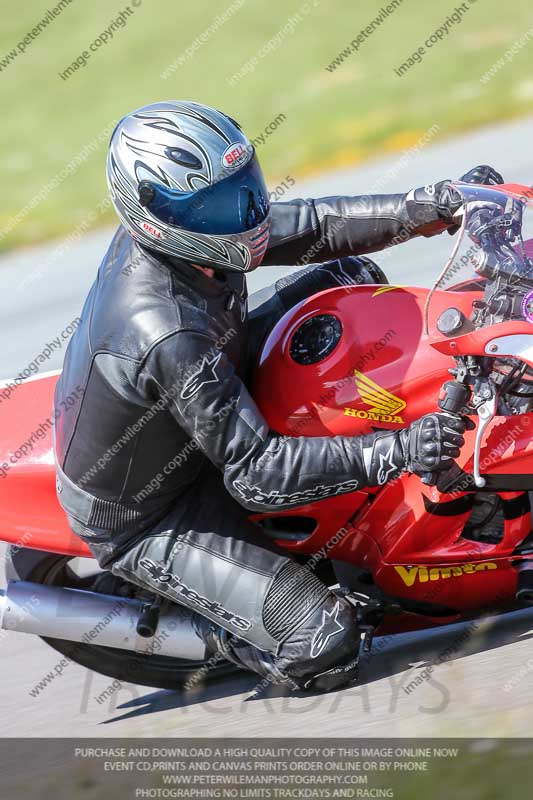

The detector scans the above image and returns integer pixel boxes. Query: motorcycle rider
[53,101,502,692]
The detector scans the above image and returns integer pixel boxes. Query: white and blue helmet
[106,101,271,272]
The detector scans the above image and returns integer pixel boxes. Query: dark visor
[144,156,270,235]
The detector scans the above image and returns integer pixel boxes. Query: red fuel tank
[252,284,477,437]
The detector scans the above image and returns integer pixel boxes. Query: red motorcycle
[2,182,533,690]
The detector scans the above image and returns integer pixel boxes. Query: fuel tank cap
[289,314,343,365]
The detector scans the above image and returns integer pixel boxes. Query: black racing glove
[361,412,475,486]
[406,165,505,235]
[460,164,505,186]
[439,165,505,224]
[399,412,475,476]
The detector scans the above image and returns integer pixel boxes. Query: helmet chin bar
[132,221,256,273]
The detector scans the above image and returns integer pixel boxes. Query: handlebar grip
[416,382,471,488]
[419,407,466,487]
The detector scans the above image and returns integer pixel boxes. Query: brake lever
[473,392,497,488]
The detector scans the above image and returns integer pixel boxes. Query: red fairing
[0,372,90,558]
[251,283,533,614]
[431,320,533,370]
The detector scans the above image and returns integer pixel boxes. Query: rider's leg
[105,461,361,692]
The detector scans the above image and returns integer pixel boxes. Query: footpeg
[352,598,402,655]
[136,597,162,638]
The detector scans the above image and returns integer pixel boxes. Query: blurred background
[1,0,533,251]
[2,0,533,744]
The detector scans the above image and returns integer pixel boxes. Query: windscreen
[424,183,533,336]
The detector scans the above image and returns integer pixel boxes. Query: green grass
[1,0,533,251]
[390,745,533,799]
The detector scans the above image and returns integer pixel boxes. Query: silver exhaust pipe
[0,581,207,661]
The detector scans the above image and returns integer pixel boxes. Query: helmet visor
[145,155,270,235]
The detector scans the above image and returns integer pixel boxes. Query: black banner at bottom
[0,738,532,799]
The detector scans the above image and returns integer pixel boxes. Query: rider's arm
[142,330,401,512]
[142,330,466,512]
[261,166,505,268]
[261,190,449,267]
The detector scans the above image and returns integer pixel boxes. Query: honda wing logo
[310,601,345,658]
[344,370,406,424]
[181,352,222,400]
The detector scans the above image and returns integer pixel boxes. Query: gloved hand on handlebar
[406,165,505,236]
[460,165,505,186]
[399,412,476,476]
[438,164,505,223]
[361,412,476,486]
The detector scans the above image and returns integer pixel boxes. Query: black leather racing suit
[53,190,450,690]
